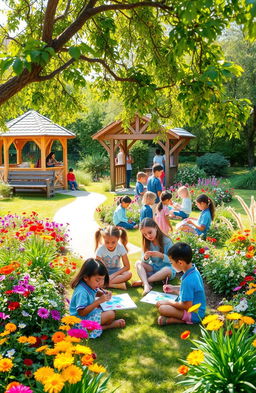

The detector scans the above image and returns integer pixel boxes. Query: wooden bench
[8,171,55,198]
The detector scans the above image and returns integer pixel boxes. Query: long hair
[177,186,191,199]
[139,218,166,253]
[196,194,215,220]
[71,258,109,289]
[116,195,132,206]
[157,191,172,212]
[95,225,128,251]
[46,152,54,161]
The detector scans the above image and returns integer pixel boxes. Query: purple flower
[19,247,25,252]
[233,286,242,292]
[37,308,50,319]
[51,310,61,320]
[0,312,10,320]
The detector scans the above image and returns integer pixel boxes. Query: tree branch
[42,0,60,44]
[54,0,72,22]
[37,58,75,81]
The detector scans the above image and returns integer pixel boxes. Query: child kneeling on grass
[70,258,125,338]
[157,242,206,326]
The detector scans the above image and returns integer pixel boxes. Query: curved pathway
[54,190,140,259]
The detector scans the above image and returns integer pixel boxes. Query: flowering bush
[174,165,206,185]
[177,308,256,392]
[97,198,140,224]
[227,229,255,255]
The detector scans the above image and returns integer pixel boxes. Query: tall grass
[75,170,91,187]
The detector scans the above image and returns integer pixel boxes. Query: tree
[0,0,255,131]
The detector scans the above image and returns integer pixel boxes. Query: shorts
[182,310,193,325]
[146,262,176,278]
[108,267,121,275]
[173,211,189,219]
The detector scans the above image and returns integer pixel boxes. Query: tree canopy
[0,0,255,131]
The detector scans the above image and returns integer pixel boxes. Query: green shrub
[232,169,256,190]
[78,153,109,180]
[130,141,149,176]
[0,182,12,198]
[75,170,91,186]
[100,178,111,192]
[179,154,197,163]
[174,165,206,185]
[197,153,229,176]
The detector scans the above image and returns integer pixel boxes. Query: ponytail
[157,190,172,212]
[157,201,163,212]
[196,194,215,220]
[95,228,103,251]
[117,195,132,206]
[95,225,128,251]
[119,228,128,251]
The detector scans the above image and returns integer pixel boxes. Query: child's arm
[78,293,111,317]
[186,218,205,232]
[163,284,180,295]
[109,254,130,279]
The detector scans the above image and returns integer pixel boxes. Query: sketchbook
[140,290,178,305]
[100,293,137,311]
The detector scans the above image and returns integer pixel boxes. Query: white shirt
[116,151,125,165]
[126,156,132,170]
[153,155,165,167]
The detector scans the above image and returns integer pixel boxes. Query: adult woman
[46,152,61,167]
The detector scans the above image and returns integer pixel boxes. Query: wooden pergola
[0,110,75,189]
[93,115,195,191]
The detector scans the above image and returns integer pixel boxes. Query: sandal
[131,281,143,287]
[158,316,168,326]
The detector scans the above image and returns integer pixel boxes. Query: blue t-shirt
[196,208,212,236]
[140,204,153,222]
[147,176,162,203]
[113,205,128,225]
[142,236,176,277]
[135,181,144,196]
[69,281,97,319]
[178,265,206,322]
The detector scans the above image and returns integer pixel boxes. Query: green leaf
[68,46,81,59]
[13,58,23,75]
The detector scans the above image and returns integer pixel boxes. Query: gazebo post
[0,140,3,165]
[40,137,46,170]
[61,138,68,189]
[110,140,116,191]
[3,138,10,182]
[165,139,171,188]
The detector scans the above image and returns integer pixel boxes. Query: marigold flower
[61,365,83,384]
[34,367,55,383]
[45,348,59,356]
[180,330,190,340]
[64,336,81,343]
[52,331,66,343]
[0,338,7,345]
[74,345,92,355]
[81,354,94,366]
[5,323,17,332]
[186,350,204,366]
[89,363,107,373]
[202,314,219,325]
[226,313,242,320]
[177,365,189,375]
[54,353,74,370]
[54,341,73,353]
[188,303,201,313]
[17,336,28,344]
[0,331,10,337]
[36,345,49,353]
[58,325,70,331]
[61,315,81,325]
[27,336,37,345]
[0,358,13,372]
[206,320,224,331]
[217,305,233,313]
[43,373,64,393]
[240,316,255,325]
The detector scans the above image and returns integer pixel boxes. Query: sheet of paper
[100,293,137,311]
[140,290,178,305]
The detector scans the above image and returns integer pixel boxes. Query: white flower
[18,323,26,329]
[242,260,247,266]
[6,349,15,358]
[212,269,217,274]
[48,300,58,307]
[21,311,30,317]
[240,272,246,278]
[229,271,234,277]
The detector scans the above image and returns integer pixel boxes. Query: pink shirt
[155,205,170,235]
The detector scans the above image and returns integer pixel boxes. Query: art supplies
[140,290,178,305]
[100,293,137,311]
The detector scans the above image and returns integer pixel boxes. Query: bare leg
[135,261,153,295]
[179,225,196,233]
[109,271,132,285]
[148,266,173,283]
[101,311,126,330]
[157,305,184,325]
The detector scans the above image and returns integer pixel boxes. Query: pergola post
[110,140,116,191]
[3,139,9,182]
[61,138,68,189]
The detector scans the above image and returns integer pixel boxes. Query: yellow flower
[252,338,256,347]
[89,363,107,374]
[0,358,13,372]
[54,341,73,353]
[187,350,204,366]
[27,336,37,344]
[64,336,81,343]
[188,303,201,313]
[36,345,49,353]
[45,348,59,356]
[217,305,233,313]
[74,345,92,355]
[226,313,242,320]
[5,323,17,332]
[206,320,224,331]
[202,314,219,325]
[0,331,10,337]
[61,315,81,325]
[43,373,64,393]
[61,365,83,384]
[54,353,74,370]
[240,316,255,325]
[0,338,7,345]
[58,325,71,331]
[246,288,256,295]
[249,283,256,288]
[34,367,55,383]
[17,336,28,343]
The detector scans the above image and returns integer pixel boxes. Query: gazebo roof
[0,110,75,138]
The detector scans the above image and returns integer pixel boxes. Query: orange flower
[180,330,190,340]
[5,323,17,332]
[81,354,94,366]
[178,365,189,375]
[245,253,253,258]
[52,331,66,343]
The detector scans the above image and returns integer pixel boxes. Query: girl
[113,196,138,230]
[46,152,61,167]
[69,258,125,338]
[133,218,176,295]
[178,194,215,238]
[140,191,156,222]
[95,225,132,290]
[155,191,173,235]
[169,186,192,219]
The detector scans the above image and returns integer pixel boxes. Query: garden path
[54,190,140,258]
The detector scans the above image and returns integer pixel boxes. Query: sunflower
[43,373,64,393]
[89,363,107,373]
[34,367,55,383]
[52,332,66,343]
[188,303,201,313]
[177,365,189,375]
[61,316,81,325]
[5,323,17,332]
[74,345,92,355]
[0,358,13,372]
[36,345,49,353]
[54,353,74,370]
[186,350,204,366]
[206,320,224,331]
[240,316,255,325]
[217,305,233,313]
[202,314,219,325]
[226,313,242,320]
[61,365,83,384]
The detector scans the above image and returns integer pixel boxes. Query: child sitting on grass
[169,186,191,219]
[113,196,138,230]
[157,242,206,326]
[140,191,156,222]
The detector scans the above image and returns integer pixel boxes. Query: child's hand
[144,251,153,260]
[156,300,169,307]
[99,293,112,303]
[163,284,175,293]
[185,219,193,225]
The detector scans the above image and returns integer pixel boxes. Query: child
[133,218,176,295]
[95,225,132,290]
[178,194,215,238]
[140,191,156,222]
[155,191,173,235]
[169,186,191,219]
[70,258,125,338]
[156,242,206,326]
[147,164,163,204]
[135,172,147,204]
[113,196,138,230]
[67,168,79,191]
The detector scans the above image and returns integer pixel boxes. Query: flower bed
[97,198,140,225]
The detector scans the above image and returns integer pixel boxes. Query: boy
[156,242,206,325]
[147,164,163,204]
[140,191,156,222]
[67,168,79,191]
[135,172,147,203]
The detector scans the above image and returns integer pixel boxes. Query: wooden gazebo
[0,110,75,189]
[93,115,195,191]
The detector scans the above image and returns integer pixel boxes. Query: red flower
[239,281,246,286]
[30,336,41,347]
[199,248,205,254]
[23,359,33,366]
[180,330,190,339]
[24,370,33,377]
[244,276,255,282]
[65,268,71,274]
[5,290,13,295]
[204,254,210,259]
[8,302,20,310]
[40,335,48,340]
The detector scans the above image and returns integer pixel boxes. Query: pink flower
[80,320,102,331]
[67,328,88,339]
[6,385,33,393]
[233,286,242,292]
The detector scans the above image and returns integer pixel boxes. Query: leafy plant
[0,182,12,198]
[174,165,206,185]
[130,141,149,176]
[232,169,256,190]
[75,170,91,187]
[197,153,229,176]
[78,154,109,181]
